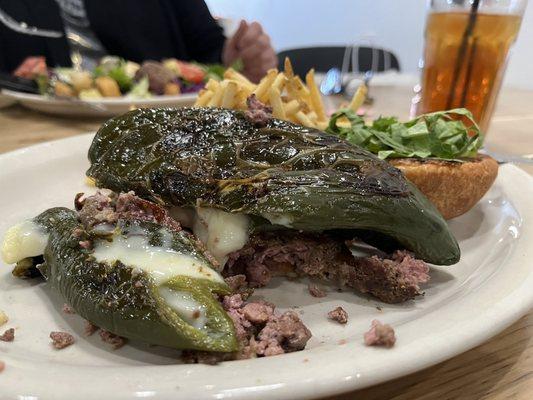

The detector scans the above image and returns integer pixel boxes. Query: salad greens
[126,77,151,98]
[326,108,483,160]
[94,58,135,92]
[196,59,243,82]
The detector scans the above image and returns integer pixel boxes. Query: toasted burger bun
[389,155,498,220]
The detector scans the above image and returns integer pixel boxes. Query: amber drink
[418,5,524,132]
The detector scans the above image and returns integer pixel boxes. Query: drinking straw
[445,0,480,109]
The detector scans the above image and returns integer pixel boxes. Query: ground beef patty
[225,232,429,304]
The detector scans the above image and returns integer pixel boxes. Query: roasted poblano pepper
[2,207,237,352]
[87,107,460,265]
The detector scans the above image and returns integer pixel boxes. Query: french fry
[305,69,326,121]
[271,73,288,92]
[253,69,277,102]
[205,79,220,92]
[223,68,256,91]
[195,89,214,107]
[234,89,249,110]
[297,99,311,114]
[221,80,238,108]
[348,83,368,112]
[237,82,254,98]
[316,120,329,130]
[196,58,348,131]
[295,111,314,127]
[283,99,300,116]
[284,57,294,78]
[269,87,286,119]
[287,76,310,103]
[207,81,226,107]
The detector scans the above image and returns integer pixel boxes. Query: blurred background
[206,0,533,89]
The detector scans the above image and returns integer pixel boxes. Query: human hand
[222,20,278,83]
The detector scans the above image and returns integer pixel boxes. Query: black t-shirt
[0,0,225,73]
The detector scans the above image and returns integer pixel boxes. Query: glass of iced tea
[416,0,527,132]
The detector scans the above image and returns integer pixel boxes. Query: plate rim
[0,88,197,105]
[1,135,533,400]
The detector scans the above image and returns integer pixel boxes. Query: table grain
[1,86,532,400]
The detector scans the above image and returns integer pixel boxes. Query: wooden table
[1,86,532,400]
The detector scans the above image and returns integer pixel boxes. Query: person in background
[0,0,277,82]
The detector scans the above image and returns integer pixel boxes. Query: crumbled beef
[77,189,118,228]
[308,283,326,298]
[115,191,182,232]
[222,293,244,310]
[225,232,430,304]
[328,307,348,324]
[242,302,274,324]
[181,350,234,365]
[224,274,247,292]
[255,311,311,356]
[224,275,254,300]
[71,228,84,238]
[364,319,396,347]
[74,192,86,211]
[245,94,272,126]
[183,293,311,364]
[99,330,126,349]
[0,361,4,373]
[50,331,75,349]
[84,321,99,336]
[78,240,92,250]
[0,328,14,342]
[62,304,75,314]
[78,190,182,232]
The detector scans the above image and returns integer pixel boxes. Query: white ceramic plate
[0,92,16,109]
[1,135,533,400]
[0,89,197,117]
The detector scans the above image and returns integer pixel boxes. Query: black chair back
[277,46,401,79]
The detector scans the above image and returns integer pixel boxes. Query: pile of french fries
[194,58,367,130]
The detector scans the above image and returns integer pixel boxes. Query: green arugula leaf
[107,67,133,92]
[326,108,484,160]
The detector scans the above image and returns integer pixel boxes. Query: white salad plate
[1,134,533,400]
[0,89,198,118]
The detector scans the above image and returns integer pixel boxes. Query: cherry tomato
[13,56,48,79]
[176,61,205,84]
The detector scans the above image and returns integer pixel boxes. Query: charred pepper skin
[20,207,238,352]
[87,107,460,265]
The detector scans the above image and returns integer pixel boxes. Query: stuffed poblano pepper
[1,192,238,352]
[85,106,463,304]
[87,107,459,265]
[2,191,312,360]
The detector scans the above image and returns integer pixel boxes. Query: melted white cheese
[261,212,294,228]
[192,207,250,267]
[92,234,224,285]
[158,287,207,329]
[1,221,48,264]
